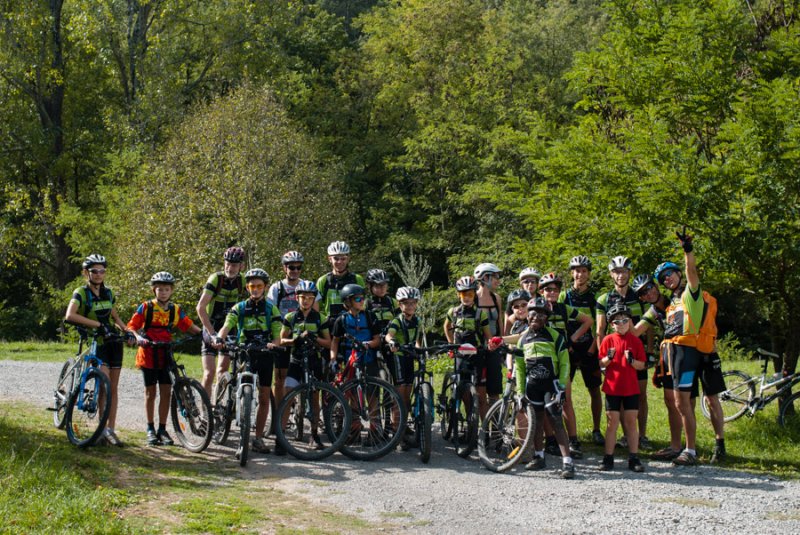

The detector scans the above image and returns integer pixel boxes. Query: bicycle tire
[478,396,534,472]
[170,378,213,453]
[338,376,407,461]
[700,370,754,422]
[778,390,800,428]
[419,383,434,463]
[212,373,234,445]
[239,384,253,466]
[53,358,76,429]
[265,391,276,437]
[65,368,111,447]
[276,383,352,461]
[454,383,479,458]
[439,375,455,440]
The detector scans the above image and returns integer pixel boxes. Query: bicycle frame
[745,348,800,415]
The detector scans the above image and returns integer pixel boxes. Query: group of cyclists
[65,229,727,477]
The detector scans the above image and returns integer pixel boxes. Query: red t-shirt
[128,300,194,369]
[598,332,646,396]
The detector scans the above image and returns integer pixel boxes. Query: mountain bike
[274,334,352,460]
[397,343,459,463]
[53,330,124,447]
[701,347,800,425]
[436,343,481,458]
[145,337,213,452]
[477,347,535,472]
[327,334,407,461]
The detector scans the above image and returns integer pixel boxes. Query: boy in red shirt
[598,304,646,472]
[128,272,201,446]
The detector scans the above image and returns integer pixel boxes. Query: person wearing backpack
[127,272,201,446]
[316,241,366,326]
[196,246,248,397]
[656,228,724,466]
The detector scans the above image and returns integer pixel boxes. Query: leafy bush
[716,332,750,362]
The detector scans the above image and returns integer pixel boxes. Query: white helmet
[473,262,501,280]
[396,286,421,301]
[518,267,541,281]
[327,241,351,256]
[608,256,633,271]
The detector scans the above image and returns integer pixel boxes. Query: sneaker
[274,439,287,456]
[629,456,645,473]
[104,429,124,447]
[146,429,160,446]
[599,455,614,471]
[525,455,546,471]
[639,436,653,451]
[544,437,560,456]
[592,430,605,446]
[309,433,324,451]
[559,462,576,479]
[156,429,174,446]
[672,450,698,466]
[568,439,583,459]
[615,435,628,449]
[652,447,680,461]
[252,437,271,454]
[710,447,727,464]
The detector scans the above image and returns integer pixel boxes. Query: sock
[686,448,696,456]
[147,423,155,433]
[562,456,573,465]
[715,438,725,450]
[158,423,167,433]
[628,453,638,460]
[536,450,544,458]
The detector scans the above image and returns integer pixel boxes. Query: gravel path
[3,360,800,533]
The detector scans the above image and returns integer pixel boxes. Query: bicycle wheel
[700,370,754,422]
[212,373,234,445]
[277,383,352,460]
[778,391,800,428]
[454,383,479,458]
[53,358,76,429]
[170,378,213,453]
[419,383,434,464]
[478,396,534,472]
[339,377,407,461]
[439,375,455,440]
[238,384,253,466]
[65,368,111,447]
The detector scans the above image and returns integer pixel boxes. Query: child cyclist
[443,276,493,419]
[598,304,647,472]
[213,268,282,455]
[329,284,382,374]
[365,269,399,334]
[127,272,201,446]
[506,268,540,334]
[385,286,424,448]
[278,280,331,449]
[65,254,130,446]
[489,296,576,479]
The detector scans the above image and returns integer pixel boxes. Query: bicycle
[327,334,407,461]
[213,337,276,466]
[145,337,214,452]
[701,347,800,425]
[52,329,123,447]
[477,348,535,472]
[436,343,481,458]
[397,343,459,463]
[274,334,352,460]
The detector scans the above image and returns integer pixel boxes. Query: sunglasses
[528,311,548,319]
[661,269,678,280]
[332,255,349,261]
[247,283,266,290]
[457,290,475,297]
[286,264,303,271]
[612,318,630,325]
[88,268,107,275]
[637,283,656,296]
[521,279,539,285]
[352,296,365,303]
[542,286,561,292]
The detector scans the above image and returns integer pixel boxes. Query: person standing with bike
[329,284,381,376]
[214,268,283,455]
[317,241,366,327]
[196,247,248,397]
[65,254,130,447]
[127,272,202,446]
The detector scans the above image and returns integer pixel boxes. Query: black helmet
[245,268,269,284]
[632,274,656,296]
[568,255,592,270]
[506,289,531,314]
[224,246,246,263]
[340,283,365,301]
[82,254,107,270]
[527,296,550,315]
[366,268,390,284]
[606,303,633,322]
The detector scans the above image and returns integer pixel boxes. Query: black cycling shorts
[699,352,726,396]
[525,378,557,409]
[483,350,503,396]
[142,367,171,387]
[249,351,275,388]
[274,347,290,369]
[568,341,602,390]
[387,352,415,386]
[285,357,323,388]
[97,340,124,369]
[636,367,648,382]
[664,343,701,392]
[605,394,639,412]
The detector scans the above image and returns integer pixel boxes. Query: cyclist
[505,289,531,336]
[597,304,646,472]
[444,276,493,419]
[329,284,382,375]
[489,297,575,479]
[559,255,604,446]
[127,272,201,446]
[385,286,424,448]
[507,267,541,334]
[474,263,504,411]
[365,269,399,334]
[596,256,653,450]
[213,268,282,455]
[656,228,726,465]
[65,254,129,447]
[317,241,366,326]
[196,246,248,397]
[538,272,593,458]
[278,280,331,450]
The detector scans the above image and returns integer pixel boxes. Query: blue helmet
[295,280,317,294]
[654,262,680,284]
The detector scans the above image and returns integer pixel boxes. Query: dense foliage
[1,1,798,369]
